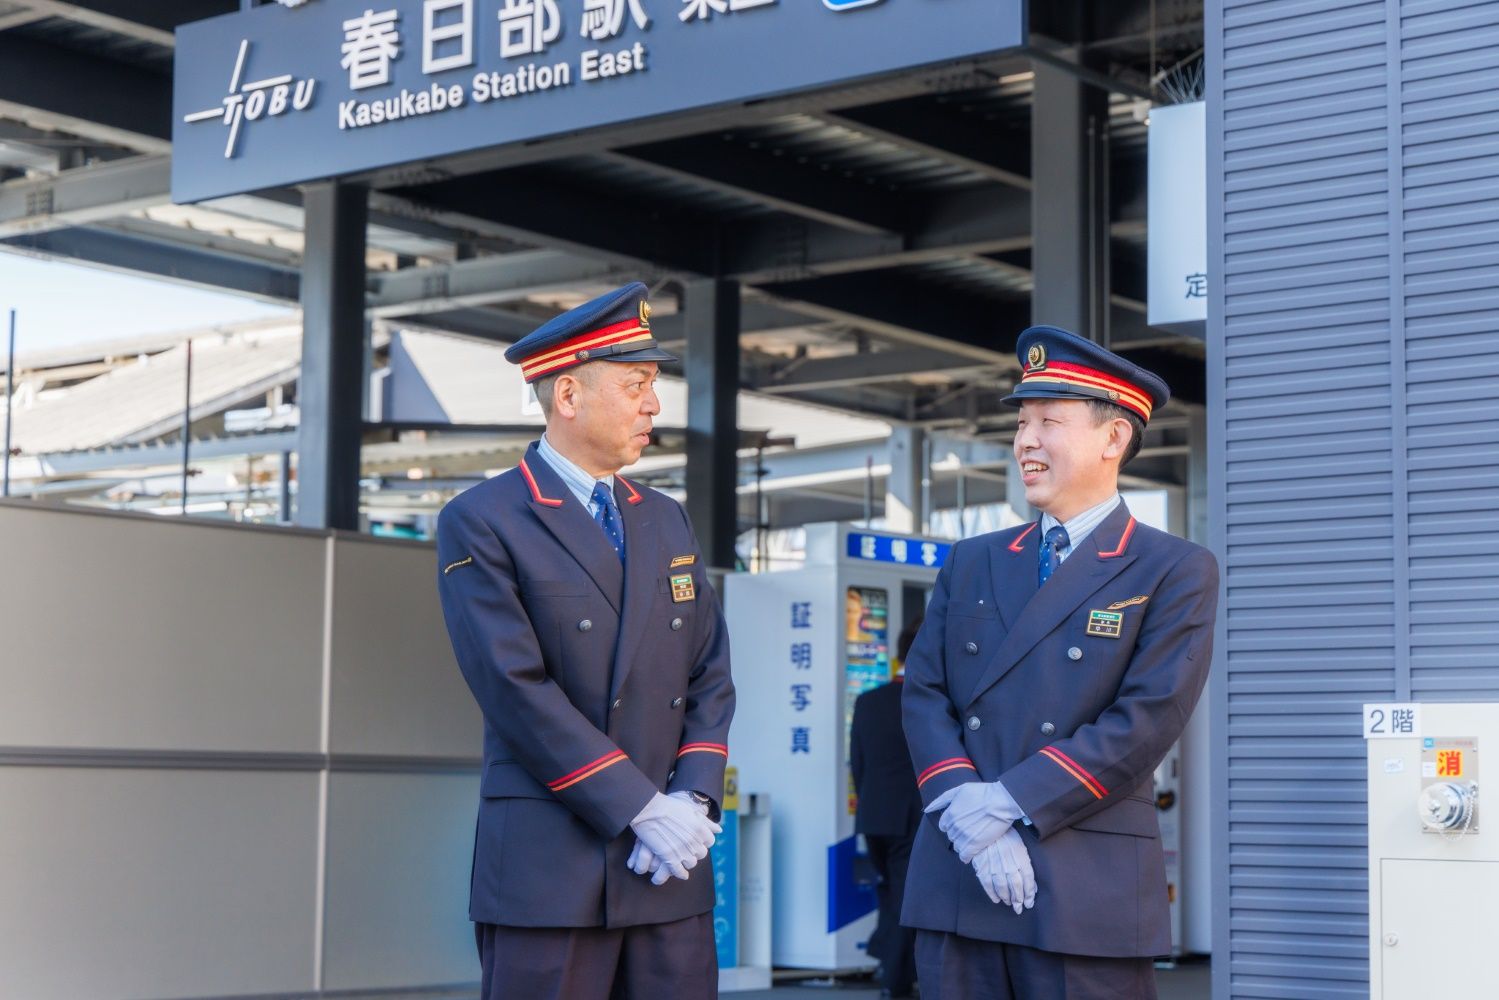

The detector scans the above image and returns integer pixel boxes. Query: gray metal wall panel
[1400,0,1499,705]
[1213,0,1499,996]
[1213,1,1397,996]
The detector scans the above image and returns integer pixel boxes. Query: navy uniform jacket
[901,502,1217,957]
[435,441,735,929]
[850,680,921,838]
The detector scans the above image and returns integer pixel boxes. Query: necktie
[592,482,625,563]
[1038,525,1069,587]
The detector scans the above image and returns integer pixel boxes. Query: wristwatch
[687,789,718,821]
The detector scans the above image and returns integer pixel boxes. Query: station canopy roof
[0,0,1205,494]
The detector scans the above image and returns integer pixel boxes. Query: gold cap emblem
[1026,344,1047,370]
[639,299,652,328]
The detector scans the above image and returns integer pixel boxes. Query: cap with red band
[1001,325,1169,424]
[505,281,676,384]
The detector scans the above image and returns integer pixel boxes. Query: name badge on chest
[670,573,696,603]
[1085,609,1123,639]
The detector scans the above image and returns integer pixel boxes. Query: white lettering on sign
[341,8,402,90]
[582,0,650,41]
[580,43,647,80]
[338,81,465,129]
[498,0,562,57]
[680,0,774,22]
[423,0,474,73]
[182,39,317,158]
[1363,703,1421,740]
[471,60,574,101]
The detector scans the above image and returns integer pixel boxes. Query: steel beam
[682,278,739,570]
[369,250,632,316]
[0,34,170,153]
[750,348,998,394]
[820,102,1032,191]
[0,225,300,300]
[296,181,367,530]
[0,154,169,237]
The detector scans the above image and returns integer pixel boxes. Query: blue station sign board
[172,0,1026,202]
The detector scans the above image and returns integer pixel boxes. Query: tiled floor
[735,961,1211,999]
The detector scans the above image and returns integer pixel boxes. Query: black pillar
[682,278,739,570]
[1031,60,1110,342]
[296,181,367,530]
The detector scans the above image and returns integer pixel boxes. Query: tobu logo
[182,39,317,159]
[823,0,883,9]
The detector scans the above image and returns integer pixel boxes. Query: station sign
[172,0,1026,202]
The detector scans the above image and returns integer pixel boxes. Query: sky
[0,254,292,357]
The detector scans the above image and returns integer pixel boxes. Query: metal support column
[885,425,925,534]
[1031,60,1110,342]
[296,181,367,531]
[683,278,739,570]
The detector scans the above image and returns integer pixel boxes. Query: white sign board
[1147,101,1206,334]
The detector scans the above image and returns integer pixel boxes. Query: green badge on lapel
[1085,610,1123,639]
[671,573,696,603]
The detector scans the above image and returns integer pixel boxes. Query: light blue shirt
[536,434,616,519]
[1040,493,1122,564]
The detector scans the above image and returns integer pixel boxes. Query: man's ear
[1102,417,1131,462]
[553,373,582,420]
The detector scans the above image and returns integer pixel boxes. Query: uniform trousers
[476,912,717,1000]
[866,833,918,996]
[916,930,1157,1000]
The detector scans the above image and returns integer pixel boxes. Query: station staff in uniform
[850,616,925,998]
[435,282,735,1000]
[901,326,1219,1000]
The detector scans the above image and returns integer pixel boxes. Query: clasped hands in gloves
[926,780,1036,914]
[628,791,721,885]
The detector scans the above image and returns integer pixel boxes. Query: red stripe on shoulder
[519,458,565,507]
[1008,522,1039,553]
[1097,518,1137,559]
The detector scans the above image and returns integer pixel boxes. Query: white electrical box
[726,523,945,971]
[1366,702,1497,998]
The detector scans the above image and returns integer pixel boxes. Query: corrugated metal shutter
[1401,2,1499,701]
[1212,1,1394,998]
[1210,1,1499,997]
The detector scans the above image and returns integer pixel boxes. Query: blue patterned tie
[592,482,625,563]
[1038,525,1069,587]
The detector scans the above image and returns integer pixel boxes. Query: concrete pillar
[296,181,367,531]
[885,425,925,534]
[683,278,739,570]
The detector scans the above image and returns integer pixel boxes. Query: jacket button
[611,698,623,711]
[965,641,979,655]
[578,620,593,632]
[967,716,981,731]
[671,697,684,708]
[670,618,684,631]
[1040,722,1056,736]
[1067,646,1082,661]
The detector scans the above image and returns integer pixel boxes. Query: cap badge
[639,300,652,328]
[1026,344,1047,371]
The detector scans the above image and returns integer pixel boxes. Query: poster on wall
[843,586,890,815]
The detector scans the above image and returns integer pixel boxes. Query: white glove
[628,792,713,885]
[925,779,1025,863]
[973,827,1036,914]
[629,792,721,885]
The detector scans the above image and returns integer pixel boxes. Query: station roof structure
[0,0,1206,510]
